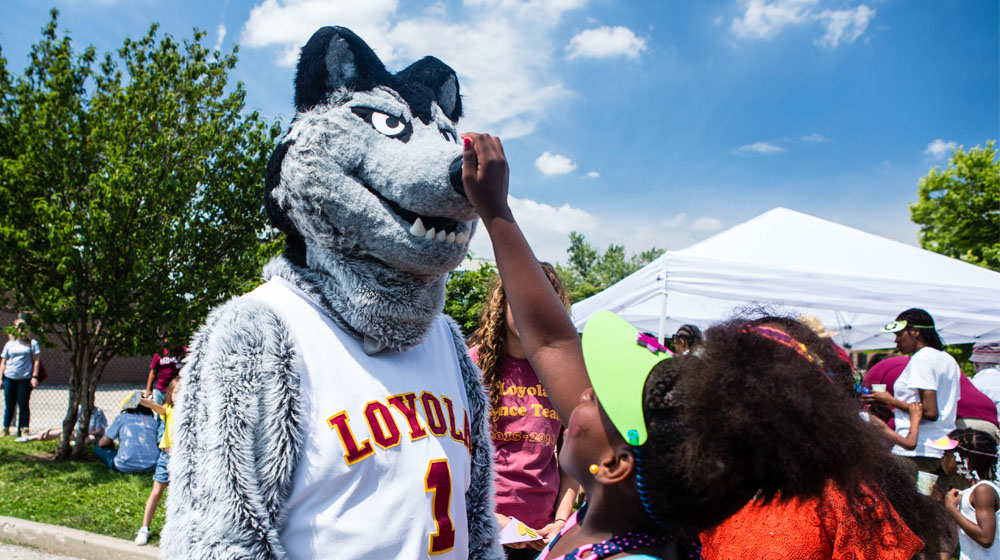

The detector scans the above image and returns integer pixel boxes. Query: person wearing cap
[867,308,962,478]
[671,324,703,356]
[971,341,1000,421]
[459,133,941,559]
[94,391,159,474]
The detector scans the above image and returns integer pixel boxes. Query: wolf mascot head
[264,26,475,354]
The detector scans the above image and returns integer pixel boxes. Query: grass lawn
[0,435,165,545]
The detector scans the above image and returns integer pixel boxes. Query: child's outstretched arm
[870,402,922,450]
[461,133,590,423]
[139,397,166,416]
[946,484,1000,547]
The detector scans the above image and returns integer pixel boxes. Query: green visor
[581,311,674,446]
[880,320,934,333]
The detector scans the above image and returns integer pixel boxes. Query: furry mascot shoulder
[162,26,501,560]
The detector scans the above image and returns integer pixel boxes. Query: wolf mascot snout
[162,26,501,560]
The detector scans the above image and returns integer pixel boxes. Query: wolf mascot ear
[294,26,462,122]
[294,26,390,112]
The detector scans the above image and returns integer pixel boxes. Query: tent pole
[658,255,669,344]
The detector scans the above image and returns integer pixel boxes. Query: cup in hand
[916,471,938,496]
[872,383,887,393]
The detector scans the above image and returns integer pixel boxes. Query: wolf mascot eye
[351,107,413,140]
[161,25,502,560]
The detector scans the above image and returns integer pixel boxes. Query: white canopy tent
[571,208,1000,350]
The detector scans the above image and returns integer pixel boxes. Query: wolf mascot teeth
[162,26,501,560]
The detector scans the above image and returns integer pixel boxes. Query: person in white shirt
[1,319,41,437]
[866,308,961,479]
[971,341,1000,420]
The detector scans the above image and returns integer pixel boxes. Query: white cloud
[815,6,875,48]
[925,139,957,160]
[801,133,827,143]
[214,23,228,54]
[467,196,598,263]
[585,171,600,179]
[535,152,578,175]
[469,203,724,264]
[690,217,724,231]
[661,213,687,229]
[240,0,585,139]
[730,0,874,48]
[731,0,816,39]
[565,26,647,60]
[733,141,786,155]
[660,213,724,232]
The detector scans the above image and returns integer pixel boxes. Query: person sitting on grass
[16,405,108,444]
[94,392,159,474]
[136,376,181,546]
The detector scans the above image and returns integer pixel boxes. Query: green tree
[910,142,1000,271]
[557,232,665,303]
[0,10,282,459]
[444,257,497,336]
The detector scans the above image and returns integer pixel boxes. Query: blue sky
[2,0,997,264]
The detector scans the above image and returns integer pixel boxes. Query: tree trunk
[70,348,108,459]
[56,339,87,461]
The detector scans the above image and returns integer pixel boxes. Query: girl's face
[560,387,622,483]
[894,328,919,355]
[167,378,183,405]
[942,449,958,476]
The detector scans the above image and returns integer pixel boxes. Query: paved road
[0,542,82,560]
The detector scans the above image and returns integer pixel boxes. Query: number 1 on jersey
[424,459,456,554]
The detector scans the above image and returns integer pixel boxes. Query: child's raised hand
[460,133,510,221]
[907,402,923,421]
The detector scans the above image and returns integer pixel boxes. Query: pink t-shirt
[959,374,1000,426]
[469,346,562,530]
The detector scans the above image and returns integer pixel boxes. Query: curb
[0,516,158,560]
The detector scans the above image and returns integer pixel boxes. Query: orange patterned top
[700,481,924,560]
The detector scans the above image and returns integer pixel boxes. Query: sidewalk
[0,516,157,560]
[0,542,80,560]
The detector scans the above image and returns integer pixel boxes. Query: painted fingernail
[463,137,471,147]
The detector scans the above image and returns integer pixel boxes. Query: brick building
[0,308,151,385]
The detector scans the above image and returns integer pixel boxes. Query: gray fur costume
[162,26,501,560]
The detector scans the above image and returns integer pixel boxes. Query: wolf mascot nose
[161,25,502,560]
[450,154,465,197]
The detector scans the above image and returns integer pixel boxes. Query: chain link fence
[7,384,144,435]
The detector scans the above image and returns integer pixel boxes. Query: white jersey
[247,277,471,559]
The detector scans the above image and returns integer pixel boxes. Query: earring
[589,464,599,475]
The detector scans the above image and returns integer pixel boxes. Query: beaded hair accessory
[955,444,1000,482]
[741,325,829,375]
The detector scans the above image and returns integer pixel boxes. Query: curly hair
[636,315,945,549]
[467,262,569,415]
[951,428,999,481]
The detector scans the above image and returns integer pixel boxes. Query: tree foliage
[444,257,497,336]
[556,232,665,303]
[910,141,1000,272]
[0,10,282,459]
